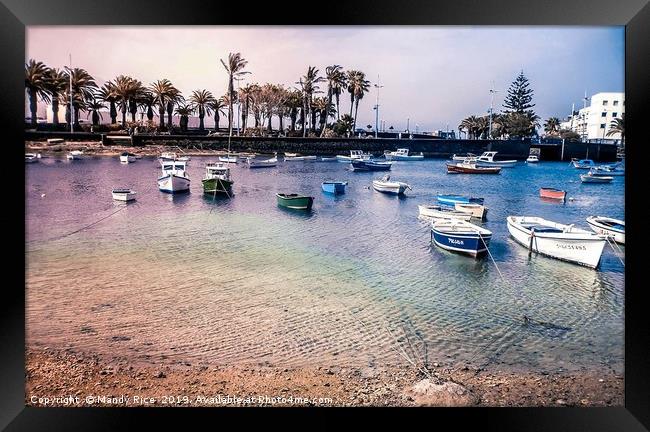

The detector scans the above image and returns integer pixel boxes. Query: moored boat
[336,150,371,163]
[119,152,136,163]
[506,216,607,268]
[247,154,278,168]
[202,162,234,195]
[437,194,484,206]
[276,193,314,210]
[452,153,477,162]
[431,219,492,257]
[590,166,624,176]
[418,204,472,221]
[111,188,137,202]
[586,216,625,244]
[384,148,424,161]
[446,161,501,174]
[321,181,348,195]
[320,156,338,162]
[350,160,392,171]
[526,155,539,163]
[372,175,411,195]
[66,150,84,160]
[475,151,517,167]
[539,187,566,201]
[218,156,238,163]
[454,203,488,220]
[284,154,318,161]
[572,159,595,169]
[25,153,40,163]
[580,173,613,183]
[158,159,190,193]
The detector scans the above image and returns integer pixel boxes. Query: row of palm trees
[26,55,374,137]
[458,111,541,140]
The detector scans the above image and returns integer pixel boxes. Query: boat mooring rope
[604,236,625,267]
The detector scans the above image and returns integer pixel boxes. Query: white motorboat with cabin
[336,150,372,163]
[586,216,625,244]
[372,175,411,195]
[384,148,424,161]
[157,159,190,193]
[506,216,607,268]
[475,151,517,167]
[202,162,234,195]
[526,155,539,163]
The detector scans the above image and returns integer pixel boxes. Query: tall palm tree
[85,98,106,126]
[607,115,625,147]
[346,70,370,132]
[208,97,227,131]
[283,90,302,132]
[312,97,334,133]
[166,86,183,127]
[297,66,325,137]
[544,117,561,136]
[459,116,481,139]
[175,105,192,133]
[323,65,346,136]
[25,60,50,125]
[221,52,250,137]
[330,66,347,121]
[42,67,68,125]
[58,91,85,126]
[189,89,216,131]
[150,79,175,128]
[137,90,155,122]
[113,75,136,126]
[97,81,119,124]
[64,67,97,126]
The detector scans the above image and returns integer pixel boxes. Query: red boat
[446,162,501,174]
[539,187,566,200]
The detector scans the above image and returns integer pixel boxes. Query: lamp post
[488,84,498,140]
[373,75,383,138]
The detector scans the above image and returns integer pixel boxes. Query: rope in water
[605,236,625,267]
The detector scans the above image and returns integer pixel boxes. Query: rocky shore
[25,348,623,407]
[25,140,239,158]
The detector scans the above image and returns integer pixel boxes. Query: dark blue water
[26,155,624,373]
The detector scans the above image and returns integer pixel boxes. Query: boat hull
[247,158,277,168]
[475,160,517,168]
[507,217,606,268]
[351,160,392,171]
[202,178,234,195]
[418,205,472,221]
[372,181,409,195]
[586,216,625,244]
[454,203,488,219]
[276,194,314,210]
[158,174,190,193]
[437,195,484,206]
[321,182,347,194]
[112,190,137,201]
[580,174,613,183]
[385,154,424,161]
[431,226,491,257]
[447,163,501,174]
[539,188,566,200]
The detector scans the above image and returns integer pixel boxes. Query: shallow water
[26,155,624,373]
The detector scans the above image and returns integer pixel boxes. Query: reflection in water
[26,158,624,373]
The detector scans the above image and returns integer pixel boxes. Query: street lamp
[373,75,384,138]
[488,84,498,140]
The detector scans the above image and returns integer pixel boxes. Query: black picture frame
[4,0,649,429]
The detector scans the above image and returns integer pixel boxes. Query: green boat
[276,193,314,210]
[202,163,234,195]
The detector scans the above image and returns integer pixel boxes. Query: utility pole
[373,75,383,138]
[236,78,242,136]
[69,54,74,133]
[488,83,498,140]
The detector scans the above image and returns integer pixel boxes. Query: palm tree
[97,81,119,124]
[25,60,50,125]
[208,97,227,131]
[175,105,192,133]
[334,114,355,137]
[283,90,302,132]
[137,90,155,122]
[312,97,333,133]
[85,98,106,126]
[544,117,561,137]
[297,66,325,137]
[42,67,68,125]
[166,86,183,127]
[321,65,345,136]
[459,116,481,139]
[607,115,625,148]
[113,75,136,126]
[150,79,175,128]
[346,70,370,132]
[221,52,250,138]
[58,91,85,126]
[64,67,97,126]
[189,89,216,131]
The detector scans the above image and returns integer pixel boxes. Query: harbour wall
[24,131,619,162]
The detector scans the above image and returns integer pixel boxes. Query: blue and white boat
[430,219,492,257]
[321,181,348,194]
[572,159,596,169]
[436,194,484,207]
[158,159,190,193]
[336,150,371,163]
[350,160,392,171]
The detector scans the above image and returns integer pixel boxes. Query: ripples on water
[26,156,624,372]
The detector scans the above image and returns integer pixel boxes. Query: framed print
[3,0,650,429]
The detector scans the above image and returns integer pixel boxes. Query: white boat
[158,159,190,193]
[452,153,477,162]
[506,216,607,268]
[247,155,278,168]
[119,152,136,163]
[372,175,411,195]
[320,156,338,162]
[454,203,488,220]
[526,155,539,163]
[384,148,424,161]
[25,153,40,163]
[475,151,517,167]
[218,156,238,163]
[580,173,613,183]
[160,152,190,163]
[66,150,84,160]
[284,155,318,161]
[418,204,472,221]
[112,188,137,202]
[590,166,624,176]
[336,150,372,163]
[586,216,625,244]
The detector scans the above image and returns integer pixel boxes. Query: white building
[559,92,624,143]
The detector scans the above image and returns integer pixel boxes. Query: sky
[26,26,624,132]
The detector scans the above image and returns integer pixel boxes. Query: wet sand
[26,348,623,407]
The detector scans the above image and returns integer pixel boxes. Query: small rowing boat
[112,188,137,202]
[276,193,314,210]
[418,205,472,221]
[321,181,348,195]
[454,203,488,220]
[372,175,411,195]
[580,173,613,183]
[431,219,492,257]
[539,187,566,201]
[437,194,484,206]
[586,216,625,244]
[350,160,392,171]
